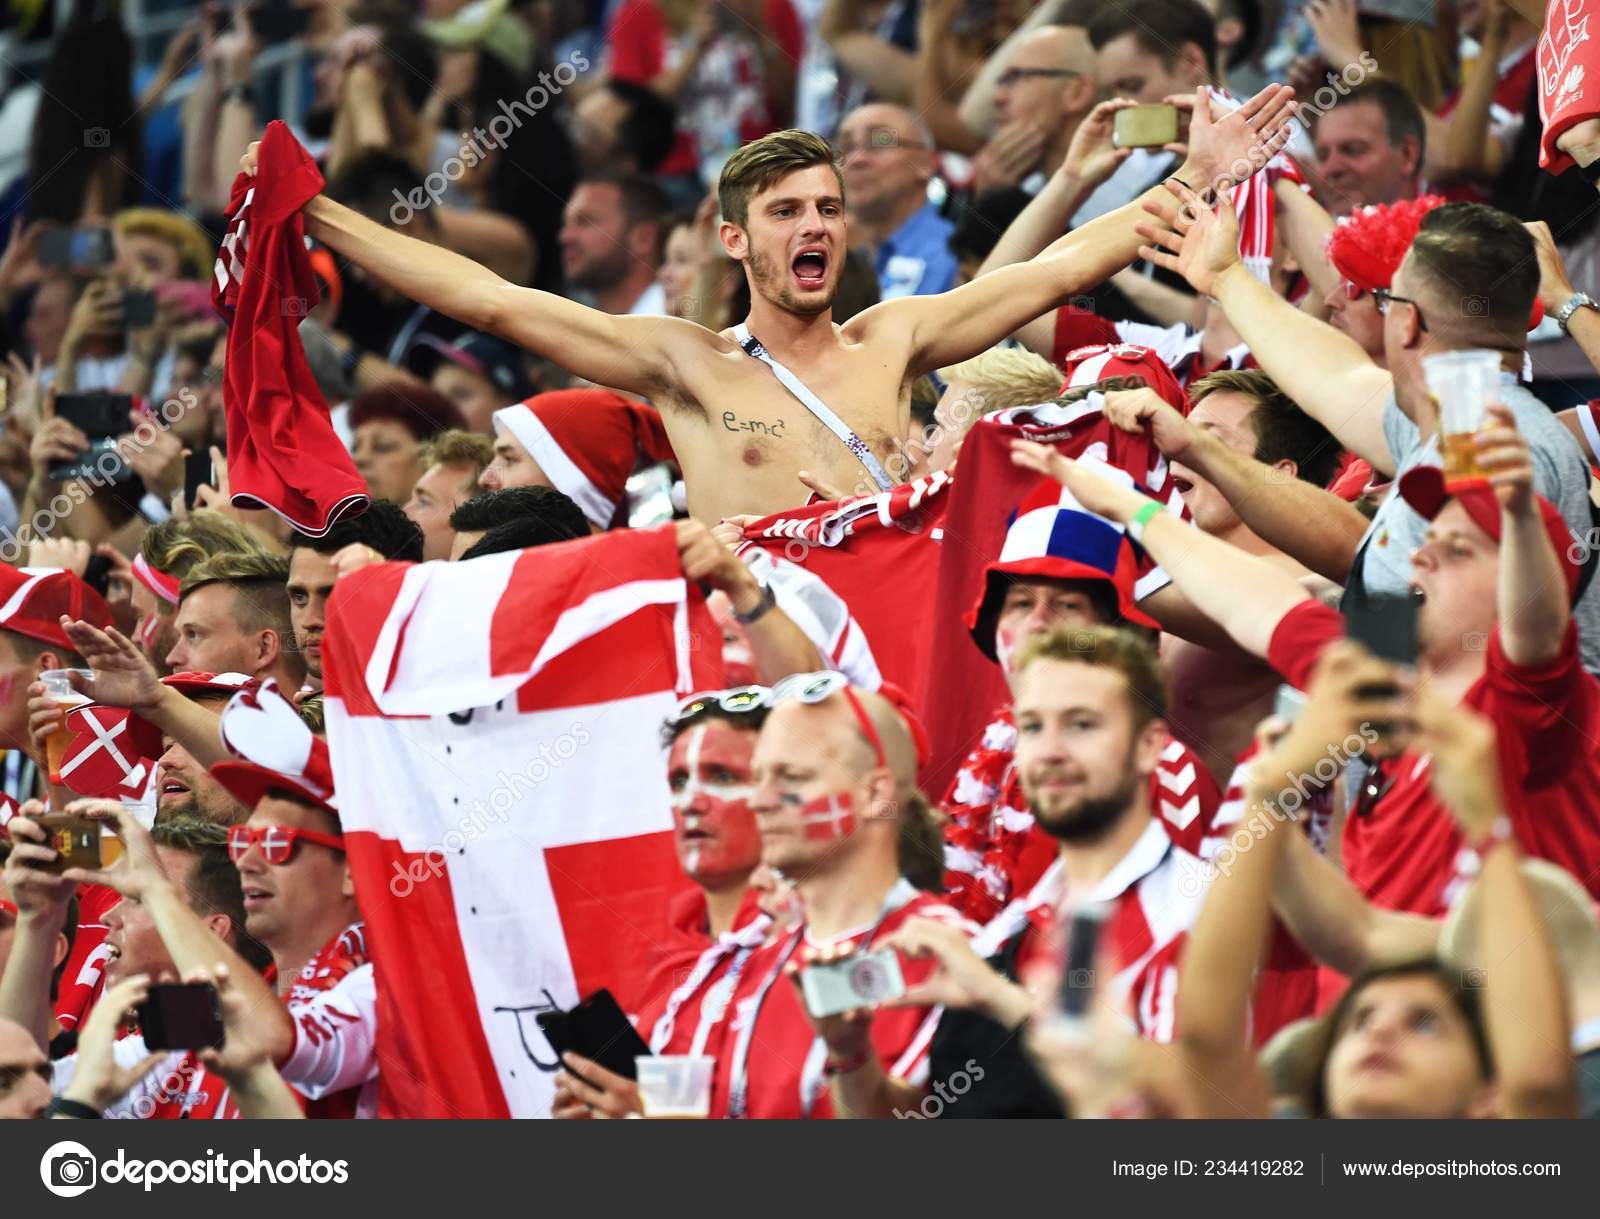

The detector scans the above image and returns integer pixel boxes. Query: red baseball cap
[160,671,259,700]
[1397,467,1583,601]
[0,567,112,653]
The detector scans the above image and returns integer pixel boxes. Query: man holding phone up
[41,686,376,1117]
[1013,403,1600,919]
[0,808,268,1118]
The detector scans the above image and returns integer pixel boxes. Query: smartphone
[1113,104,1180,150]
[1342,594,1419,668]
[534,989,652,1082]
[1057,902,1110,1025]
[37,228,114,273]
[122,288,157,329]
[30,814,103,875]
[138,983,225,1051]
[50,393,134,483]
[1272,684,1307,726]
[799,946,906,1019]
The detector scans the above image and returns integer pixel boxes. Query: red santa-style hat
[0,567,112,653]
[491,390,674,530]
[1058,342,1189,410]
[208,679,336,815]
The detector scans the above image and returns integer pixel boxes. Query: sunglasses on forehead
[672,685,771,722]
[227,824,345,866]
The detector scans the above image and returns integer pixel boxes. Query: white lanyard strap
[649,916,770,1054]
[732,323,894,491]
[725,878,918,1118]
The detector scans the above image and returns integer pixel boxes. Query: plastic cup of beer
[38,669,92,785]
[1423,349,1502,490]
[635,1055,715,1119]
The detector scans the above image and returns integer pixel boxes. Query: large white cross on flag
[321,526,717,1118]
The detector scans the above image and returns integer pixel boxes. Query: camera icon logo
[1463,295,1489,317]
[280,296,310,318]
[1461,968,1487,989]
[40,1141,97,1197]
[83,128,110,148]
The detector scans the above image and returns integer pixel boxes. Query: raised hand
[1474,404,1534,515]
[61,800,171,903]
[57,616,164,712]
[1135,177,1243,297]
[59,973,166,1113]
[1009,441,1149,523]
[1178,84,1298,196]
[1061,99,1141,188]
[1102,387,1198,459]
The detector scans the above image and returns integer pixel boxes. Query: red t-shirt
[980,820,1207,1043]
[707,885,975,1119]
[632,889,769,1056]
[1267,600,1600,915]
[607,0,803,177]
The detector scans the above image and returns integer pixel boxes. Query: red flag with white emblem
[58,705,162,803]
[320,526,717,1118]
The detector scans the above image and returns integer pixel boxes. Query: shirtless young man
[241,87,1296,522]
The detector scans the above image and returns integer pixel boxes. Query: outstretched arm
[1138,181,1397,472]
[1011,441,1313,659]
[64,804,296,1063]
[1476,405,1571,666]
[1177,645,1415,1117]
[882,85,1300,377]
[239,144,691,398]
[1103,388,1370,582]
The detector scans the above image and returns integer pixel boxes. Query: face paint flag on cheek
[793,790,858,842]
[136,612,162,653]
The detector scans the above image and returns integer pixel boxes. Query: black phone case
[535,989,651,1081]
[1342,594,1419,665]
[138,984,225,1051]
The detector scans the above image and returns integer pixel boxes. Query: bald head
[750,682,922,881]
[0,1016,49,1118]
[837,103,936,226]
[994,25,1097,130]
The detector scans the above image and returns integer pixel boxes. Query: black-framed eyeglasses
[996,67,1081,88]
[1372,288,1429,332]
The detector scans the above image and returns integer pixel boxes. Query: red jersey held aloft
[1268,600,1600,915]
[707,882,976,1118]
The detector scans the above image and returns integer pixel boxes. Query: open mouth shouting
[791,245,829,290]
[158,773,191,807]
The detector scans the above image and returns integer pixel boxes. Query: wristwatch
[1556,292,1600,333]
[732,579,776,626]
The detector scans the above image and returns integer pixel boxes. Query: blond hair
[938,346,1063,412]
[142,511,272,583]
[114,207,214,280]
[420,429,494,479]
[718,129,842,228]
[1012,624,1168,729]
